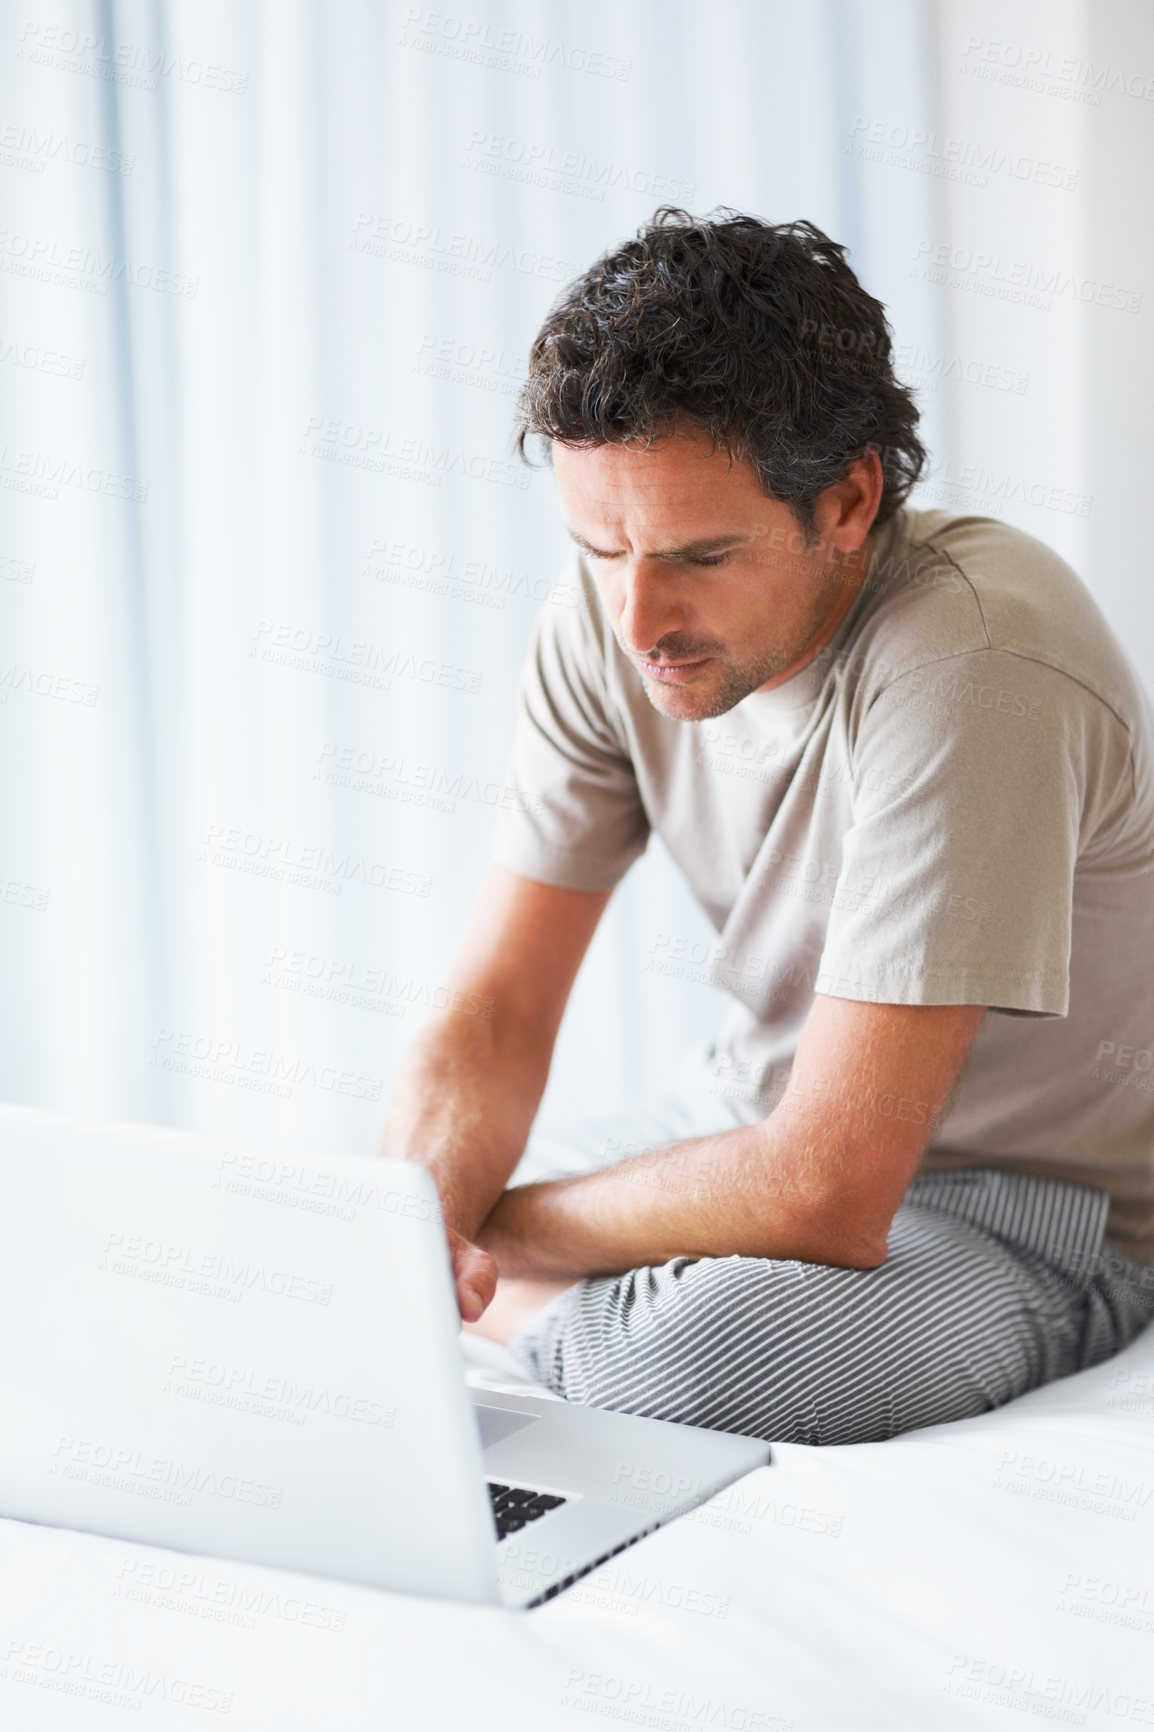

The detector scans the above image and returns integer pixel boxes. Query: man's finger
[454,1240,498,1319]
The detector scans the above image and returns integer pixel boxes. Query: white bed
[1,1323,1151,1731]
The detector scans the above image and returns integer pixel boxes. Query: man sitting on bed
[381,208,1154,1443]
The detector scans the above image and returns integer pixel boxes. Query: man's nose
[616,560,681,656]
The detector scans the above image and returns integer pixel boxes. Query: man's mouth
[638,657,712,684]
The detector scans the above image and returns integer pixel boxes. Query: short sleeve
[490,572,650,893]
[814,652,1100,1015]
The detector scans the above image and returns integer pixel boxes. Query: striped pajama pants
[505,1060,1154,1445]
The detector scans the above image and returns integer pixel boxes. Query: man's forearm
[380,1006,551,1238]
[477,1111,896,1280]
[379,866,609,1255]
[475,998,987,1282]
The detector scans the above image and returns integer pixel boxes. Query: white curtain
[2,0,1151,1157]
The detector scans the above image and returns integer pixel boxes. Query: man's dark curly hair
[515,207,926,538]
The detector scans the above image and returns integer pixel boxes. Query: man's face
[552,429,880,722]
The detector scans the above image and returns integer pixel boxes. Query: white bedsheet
[2,1324,1152,1731]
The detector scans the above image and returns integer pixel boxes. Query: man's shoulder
[527,550,620,693]
[536,550,622,665]
[843,507,1140,725]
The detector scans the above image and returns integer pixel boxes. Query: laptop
[0,1103,770,1607]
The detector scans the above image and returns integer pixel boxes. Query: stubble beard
[623,572,844,721]
[635,649,796,721]
[634,605,830,720]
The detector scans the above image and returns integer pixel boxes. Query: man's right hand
[447,1225,499,1322]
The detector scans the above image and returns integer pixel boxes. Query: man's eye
[692,553,730,568]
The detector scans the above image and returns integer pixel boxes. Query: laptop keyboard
[487,1481,567,1540]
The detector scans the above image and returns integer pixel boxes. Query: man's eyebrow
[565,528,752,560]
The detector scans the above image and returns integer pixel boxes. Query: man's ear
[818,450,884,556]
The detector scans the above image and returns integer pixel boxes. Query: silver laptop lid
[0,1103,501,1603]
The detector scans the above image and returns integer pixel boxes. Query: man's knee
[513,1253,795,1420]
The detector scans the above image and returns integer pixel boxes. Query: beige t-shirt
[492,508,1154,1263]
